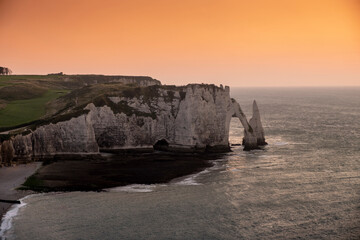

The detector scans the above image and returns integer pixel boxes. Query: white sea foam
[272,141,310,146]
[174,160,226,186]
[174,163,221,186]
[273,142,289,146]
[0,195,33,240]
[174,172,205,186]
[106,184,158,193]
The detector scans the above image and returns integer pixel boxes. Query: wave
[173,161,223,186]
[270,141,308,146]
[273,141,289,146]
[0,195,34,240]
[174,171,207,186]
[106,184,160,193]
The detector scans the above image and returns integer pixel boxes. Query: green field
[0,90,69,128]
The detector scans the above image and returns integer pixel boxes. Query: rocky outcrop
[88,84,233,152]
[0,83,266,163]
[10,114,99,160]
[249,100,266,146]
[232,99,266,150]
[0,140,15,166]
[232,99,258,150]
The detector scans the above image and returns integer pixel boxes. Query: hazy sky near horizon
[0,0,359,87]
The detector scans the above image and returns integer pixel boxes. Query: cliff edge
[0,79,266,164]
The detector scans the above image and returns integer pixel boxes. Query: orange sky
[0,0,359,86]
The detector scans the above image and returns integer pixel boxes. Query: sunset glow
[0,0,359,86]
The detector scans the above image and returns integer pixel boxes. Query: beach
[0,163,41,218]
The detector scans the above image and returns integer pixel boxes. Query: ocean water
[2,87,360,240]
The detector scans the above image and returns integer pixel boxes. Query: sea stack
[248,100,267,146]
[232,99,266,150]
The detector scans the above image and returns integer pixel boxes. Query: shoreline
[1,152,221,211]
[0,152,221,237]
[0,162,41,218]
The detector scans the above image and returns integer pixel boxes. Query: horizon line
[1,73,358,88]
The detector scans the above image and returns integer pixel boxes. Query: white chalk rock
[4,83,266,162]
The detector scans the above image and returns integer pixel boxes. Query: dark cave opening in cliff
[153,139,169,151]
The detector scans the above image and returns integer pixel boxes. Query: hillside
[0,74,160,129]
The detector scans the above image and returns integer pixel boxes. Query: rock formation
[0,82,266,164]
[232,99,258,150]
[12,114,99,158]
[87,85,233,152]
[232,99,267,150]
[249,100,266,146]
[0,140,15,166]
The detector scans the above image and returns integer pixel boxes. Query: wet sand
[0,162,41,218]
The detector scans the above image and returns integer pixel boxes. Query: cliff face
[88,85,233,152]
[12,114,99,158]
[0,140,15,165]
[0,83,266,163]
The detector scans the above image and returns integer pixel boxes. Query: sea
[1,87,360,240]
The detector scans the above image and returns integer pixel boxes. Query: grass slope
[0,90,69,128]
[0,74,162,129]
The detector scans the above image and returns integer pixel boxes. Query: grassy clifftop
[0,74,159,129]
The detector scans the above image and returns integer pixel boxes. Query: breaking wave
[106,184,159,193]
[0,195,34,240]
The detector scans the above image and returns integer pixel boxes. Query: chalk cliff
[88,84,233,152]
[0,82,266,164]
